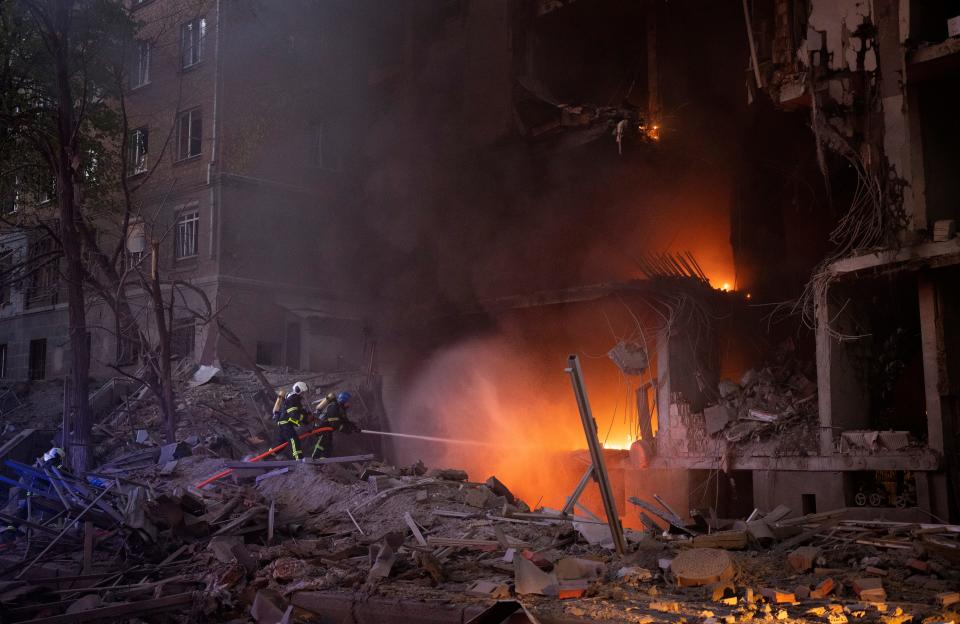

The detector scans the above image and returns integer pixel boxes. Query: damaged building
[0,0,959,622]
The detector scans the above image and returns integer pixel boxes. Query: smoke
[384,335,583,506]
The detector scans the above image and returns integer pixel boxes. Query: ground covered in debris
[0,366,958,623]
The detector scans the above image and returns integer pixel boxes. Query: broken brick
[787,546,820,573]
[811,578,836,599]
[852,577,886,602]
[760,588,796,604]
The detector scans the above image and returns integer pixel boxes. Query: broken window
[181,17,206,68]
[28,338,46,380]
[127,127,149,176]
[174,208,199,259]
[176,109,202,160]
[132,39,150,88]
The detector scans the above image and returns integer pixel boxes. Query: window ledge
[129,81,151,92]
[181,61,204,73]
[173,154,203,166]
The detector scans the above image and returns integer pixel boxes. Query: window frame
[173,207,200,260]
[131,39,151,89]
[176,108,202,161]
[180,17,207,69]
[127,126,149,176]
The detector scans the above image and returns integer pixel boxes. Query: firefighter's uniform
[275,392,310,460]
[312,395,357,459]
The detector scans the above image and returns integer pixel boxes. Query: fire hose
[196,427,494,489]
[195,426,332,489]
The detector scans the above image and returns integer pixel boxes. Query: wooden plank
[403,512,427,547]
[426,537,531,549]
[0,512,72,538]
[653,494,683,523]
[16,592,195,624]
[82,521,94,573]
[267,500,275,543]
[628,497,695,535]
[212,505,266,537]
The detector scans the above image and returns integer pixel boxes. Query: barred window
[174,209,199,259]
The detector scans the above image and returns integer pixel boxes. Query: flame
[602,434,635,451]
[386,336,650,510]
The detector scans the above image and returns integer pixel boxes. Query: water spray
[360,429,497,447]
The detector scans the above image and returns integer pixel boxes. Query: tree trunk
[149,244,177,443]
[51,0,93,474]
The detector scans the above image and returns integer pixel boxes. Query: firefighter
[312,391,358,459]
[0,524,19,545]
[274,381,312,461]
[39,447,65,470]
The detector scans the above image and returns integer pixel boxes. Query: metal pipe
[742,0,764,88]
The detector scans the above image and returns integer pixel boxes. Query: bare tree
[0,0,136,472]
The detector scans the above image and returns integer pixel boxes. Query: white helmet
[43,447,64,463]
[292,381,309,395]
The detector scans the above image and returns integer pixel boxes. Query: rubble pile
[2,446,959,623]
[0,365,957,623]
[705,362,820,451]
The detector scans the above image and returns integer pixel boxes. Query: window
[37,174,54,204]
[0,251,12,306]
[125,220,147,269]
[181,17,206,68]
[176,109,202,160]
[26,235,59,309]
[171,319,195,358]
[309,123,341,170]
[2,177,20,214]
[28,338,46,380]
[127,127,149,176]
[0,344,6,378]
[256,341,280,366]
[174,209,199,259]
[132,40,150,88]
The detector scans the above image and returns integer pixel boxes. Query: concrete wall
[753,470,845,517]
[0,307,70,382]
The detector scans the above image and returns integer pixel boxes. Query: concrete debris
[1,366,956,623]
[607,340,649,375]
[670,548,735,587]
